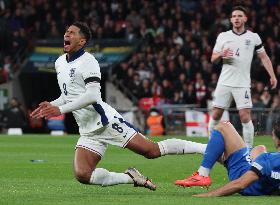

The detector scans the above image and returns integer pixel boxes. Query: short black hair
[232,5,248,16]
[72,21,92,44]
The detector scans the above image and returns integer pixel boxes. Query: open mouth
[64,40,71,49]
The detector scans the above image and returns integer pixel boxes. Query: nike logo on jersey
[123,132,128,138]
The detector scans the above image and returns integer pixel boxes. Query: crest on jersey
[245,39,251,46]
[69,68,76,78]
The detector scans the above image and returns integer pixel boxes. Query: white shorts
[76,116,138,157]
[213,84,252,110]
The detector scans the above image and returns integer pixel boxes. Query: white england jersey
[55,49,118,134]
[213,30,264,87]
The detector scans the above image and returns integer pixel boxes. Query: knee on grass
[75,169,92,184]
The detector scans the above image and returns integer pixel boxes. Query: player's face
[63,25,86,53]
[230,10,247,29]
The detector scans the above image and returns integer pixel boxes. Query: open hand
[40,105,61,119]
[30,101,61,119]
[30,101,51,119]
[222,48,234,59]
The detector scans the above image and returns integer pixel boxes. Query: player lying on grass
[30,21,207,191]
[175,120,280,196]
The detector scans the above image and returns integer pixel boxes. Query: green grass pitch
[0,134,279,205]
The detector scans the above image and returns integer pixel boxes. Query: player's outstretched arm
[58,84,101,114]
[30,95,66,119]
[49,95,66,107]
[257,51,278,89]
[193,171,259,197]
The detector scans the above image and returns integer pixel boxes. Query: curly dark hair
[72,21,92,45]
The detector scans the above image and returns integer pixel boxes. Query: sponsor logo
[271,171,280,180]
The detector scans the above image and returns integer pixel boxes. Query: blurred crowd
[0,0,280,112]
[112,0,280,110]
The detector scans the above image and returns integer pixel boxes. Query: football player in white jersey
[208,6,277,148]
[30,22,207,190]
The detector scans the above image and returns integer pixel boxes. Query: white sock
[157,139,207,156]
[208,117,219,136]
[90,168,133,186]
[242,120,254,148]
[198,166,210,177]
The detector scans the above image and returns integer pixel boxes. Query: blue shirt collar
[66,48,85,63]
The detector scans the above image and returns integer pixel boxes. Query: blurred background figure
[146,107,164,136]
[266,95,280,133]
[2,97,27,132]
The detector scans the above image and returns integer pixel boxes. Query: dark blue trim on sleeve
[255,44,263,51]
[92,103,109,126]
[85,77,101,85]
[250,166,262,177]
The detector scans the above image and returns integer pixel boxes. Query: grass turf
[0,134,279,205]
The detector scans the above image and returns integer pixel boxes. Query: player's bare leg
[126,133,207,158]
[208,107,224,134]
[216,122,247,158]
[191,121,246,170]
[175,122,246,187]
[250,145,267,160]
[125,133,161,158]
[239,108,254,148]
[74,148,154,189]
[73,133,206,190]
[74,148,101,184]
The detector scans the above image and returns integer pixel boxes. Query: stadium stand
[0,0,279,134]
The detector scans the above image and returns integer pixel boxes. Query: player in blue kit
[30,22,207,191]
[175,120,280,196]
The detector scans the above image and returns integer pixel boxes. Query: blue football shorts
[224,147,252,181]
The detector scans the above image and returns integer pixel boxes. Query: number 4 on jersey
[235,48,240,56]
[245,90,249,99]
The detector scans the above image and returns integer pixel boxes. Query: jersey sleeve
[254,33,265,53]
[250,153,267,177]
[54,55,63,73]
[80,56,102,87]
[213,33,223,53]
